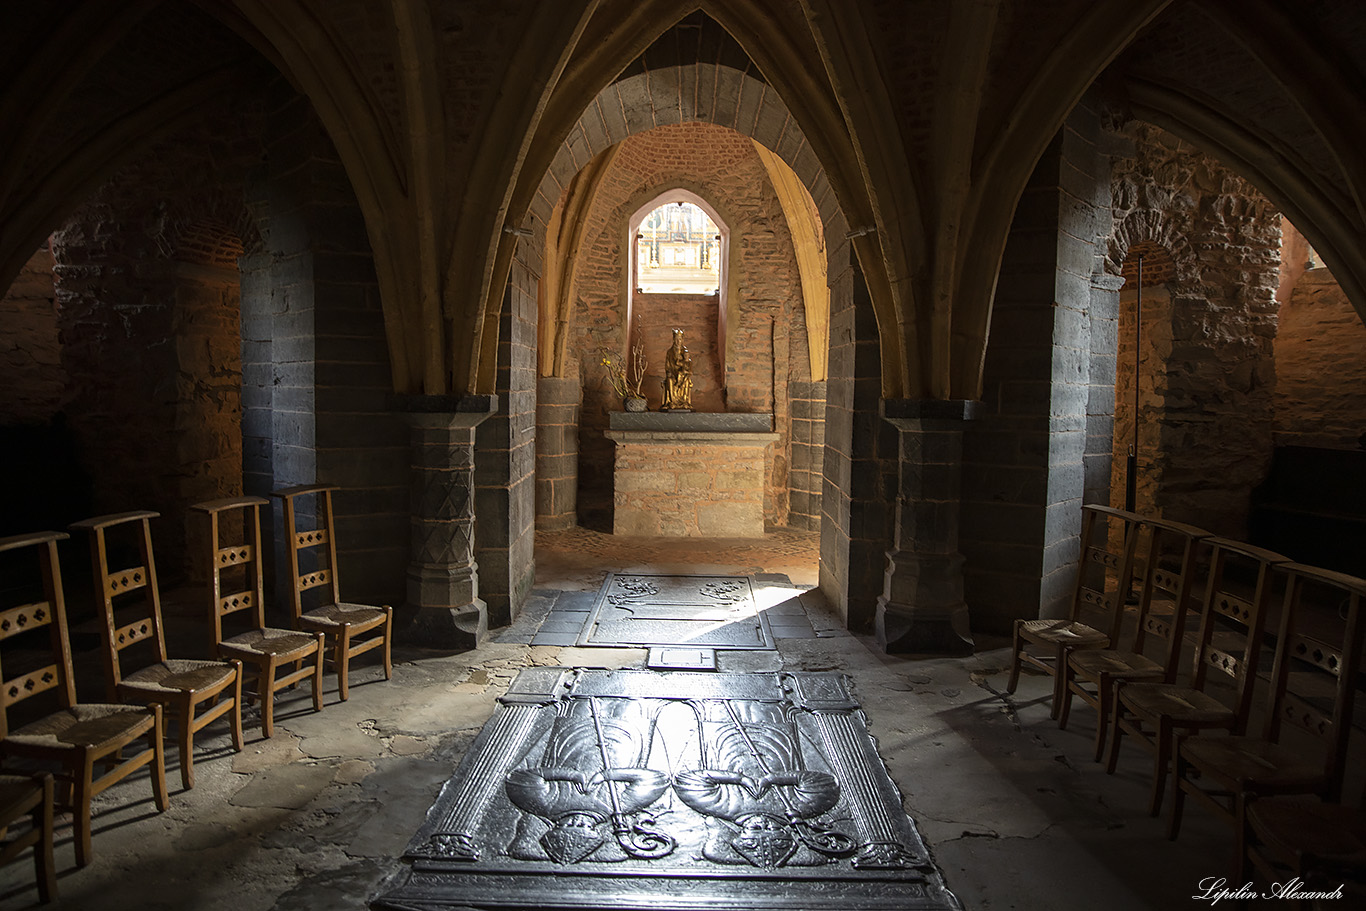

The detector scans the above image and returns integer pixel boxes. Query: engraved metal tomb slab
[373,668,960,911]
[576,573,775,650]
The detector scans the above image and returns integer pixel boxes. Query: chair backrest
[1188,537,1291,734]
[69,511,169,697]
[190,496,270,646]
[273,485,341,622]
[1073,505,1145,641]
[1127,517,1211,682]
[0,532,77,738]
[1258,563,1366,802]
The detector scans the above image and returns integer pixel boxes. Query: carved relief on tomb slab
[378,669,961,911]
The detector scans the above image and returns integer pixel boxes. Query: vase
[624,396,647,413]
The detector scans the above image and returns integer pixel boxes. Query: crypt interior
[2,1,1366,909]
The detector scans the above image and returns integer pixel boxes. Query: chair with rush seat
[69,510,243,789]
[1058,516,1211,760]
[1105,537,1290,816]
[0,772,57,903]
[190,497,325,738]
[273,485,392,701]
[0,531,168,868]
[1006,505,1144,719]
[1168,563,1366,848]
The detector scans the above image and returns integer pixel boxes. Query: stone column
[875,399,977,656]
[393,394,498,649]
[535,376,580,531]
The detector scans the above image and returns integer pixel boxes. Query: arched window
[626,190,731,392]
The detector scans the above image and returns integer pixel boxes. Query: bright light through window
[636,201,720,294]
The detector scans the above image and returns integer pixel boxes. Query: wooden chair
[69,511,244,789]
[1168,564,1366,849]
[189,497,325,738]
[0,772,57,904]
[1059,517,1211,760]
[1244,794,1366,900]
[273,485,392,701]
[1006,505,1144,719]
[1105,537,1290,816]
[0,531,168,868]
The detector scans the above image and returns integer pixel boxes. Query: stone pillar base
[402,565,489,650]
[393,394,498,653]
[875,551,973,655]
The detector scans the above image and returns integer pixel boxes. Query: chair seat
[1181,735,1323,792]
[121,659,237,696]
[0,774,45,817]
[3,704,153,752]
[1018,618,1108,647]
[1119,683,1233,723]
[221,627,320,660]
[1248,796,1366,870]
[300,603,387,631]
[1069,649,1162,679]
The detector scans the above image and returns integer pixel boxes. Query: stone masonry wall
[1273,267,1366,449]
[47,97,264,583]
[476,236,540,626]
[565,122,811,531]
[629,292,725,412]
[961,97,1110,632]
[610,437,770,537]
[1,245,65,425]
[1108,124,1281,537]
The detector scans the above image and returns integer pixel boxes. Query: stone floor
[0,527,1254,910]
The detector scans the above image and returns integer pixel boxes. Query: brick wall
[1274,267,1366,449]
[0,245,65,425]
[561,122,814,531]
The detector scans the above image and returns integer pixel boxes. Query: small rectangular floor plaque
[645,646,717,670]
[373,668,960,911]
[577,573,775,650]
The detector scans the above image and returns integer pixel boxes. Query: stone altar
[606,412,778,538]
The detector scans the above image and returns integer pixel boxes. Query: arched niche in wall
[625,189,731,412]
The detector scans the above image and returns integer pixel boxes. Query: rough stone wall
[476,236,540,626]
[535,377,580,531]
[788,380,827,530]
[46,99,264,582]
[1107,124,1281,537]
[564,122,811,530]
[1273,267,1366,449]
[0,245,65,425]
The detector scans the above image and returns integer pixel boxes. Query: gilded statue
[662,329,693,412]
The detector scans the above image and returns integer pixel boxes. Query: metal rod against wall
[1125,255,1143,513]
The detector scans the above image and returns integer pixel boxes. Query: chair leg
[229,660,245,752]
[1167,737,1187,840]
[35,774,56,904]
[336,625,352,702]
[177,699,195,790]
[1093,676,1112,763]
[1006,622,1024,694]
[1105,697,1126,775]
[382,608,393,681]
[311,633,326,712]
[73,756,95,868]
[149,704,169,812]
[1149,719,1172,817]
[260,660,277,738]
[1057,662,1075,730]
[1049,644,1070,721]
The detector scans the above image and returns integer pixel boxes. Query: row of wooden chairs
[0,485,391,900]
[1006,504,1366,894]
